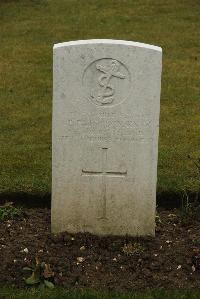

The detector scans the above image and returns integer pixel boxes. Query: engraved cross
[81,148,127,219]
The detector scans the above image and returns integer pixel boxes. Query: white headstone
[52,39,162,236]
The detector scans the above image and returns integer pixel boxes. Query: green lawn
[1,288,200,299]
[0,0,199,196]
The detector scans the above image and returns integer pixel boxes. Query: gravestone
[52,39,162,236]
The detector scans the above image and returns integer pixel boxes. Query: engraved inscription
[61,113,155,142]
[82,148,127,219]
[83,58,131,107]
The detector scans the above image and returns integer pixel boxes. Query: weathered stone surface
[52,39,162,236]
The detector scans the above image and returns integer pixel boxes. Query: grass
[1,288,200,299]
[0,0,200,196]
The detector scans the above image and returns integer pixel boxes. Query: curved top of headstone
[53,39,162,52]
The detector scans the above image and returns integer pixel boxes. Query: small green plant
[180,192,200,224]
[155,212,162,226]
[122,242,144,255]
[23,257,55,289]
[180,190,193,224]
[0,202,22,221]
[180,156,200,224]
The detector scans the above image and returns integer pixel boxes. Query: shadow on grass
[0,192,51,208]
[0,191,199,209]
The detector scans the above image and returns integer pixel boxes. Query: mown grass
[1,288,200,299]
[0,0,200,196]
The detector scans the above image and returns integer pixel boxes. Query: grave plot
[0,207,200,291]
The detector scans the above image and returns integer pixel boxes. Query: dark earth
[0,205,200,292]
